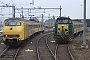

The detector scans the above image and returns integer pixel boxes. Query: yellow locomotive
[3,18,44,47]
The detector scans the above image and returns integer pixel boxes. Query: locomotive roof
[57,17,71,20]
[5,18,28,21]
[5,18,39,23]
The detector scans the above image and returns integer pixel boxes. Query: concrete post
[81,0,88,48]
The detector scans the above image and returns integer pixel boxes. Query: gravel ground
[69,31,90,60]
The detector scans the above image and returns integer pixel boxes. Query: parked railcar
[53,17,84,43]
[3,18,44,47]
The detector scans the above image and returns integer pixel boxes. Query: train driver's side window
[17,22,21,26]
[5,22,9,26]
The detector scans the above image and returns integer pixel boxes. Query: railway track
[0,32,75,60]
[67,44,75,60]
[56,44,74,60]
[0,46,21,60]
[45,35,57,60]
[0,36,3,43]
[36,33,75,60]
[46,35,75,60]
[36,33,55,60]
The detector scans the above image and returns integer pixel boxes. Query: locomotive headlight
[18,38,21,41]
[3,35,7,37]
[66,31,68,34]
[66,31,68,33]
[6,35,7,37]
[62,25,64,27]
[19,38,21,40]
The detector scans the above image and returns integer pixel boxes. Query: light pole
[60,5,62,17]
[0,8,2,19]
[32,0,34,5]
[8,3,10,18]
[81,0,88,48]
[81,4,82,19]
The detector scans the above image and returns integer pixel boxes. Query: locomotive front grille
[4,34,19,38]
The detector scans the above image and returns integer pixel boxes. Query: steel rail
[0,46,9,57]
[13,47,21,60]
[45,35,55,57]
[46,35,59,60]
[54,44,59,60]
[67,45,75,60]
[36,33,51,60]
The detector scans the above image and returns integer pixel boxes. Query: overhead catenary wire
[0,1,6,5]
[10,0,17,8]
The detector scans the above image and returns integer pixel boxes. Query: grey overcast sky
[0,0,90,19]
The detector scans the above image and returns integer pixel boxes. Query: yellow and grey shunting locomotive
[53,17,84,43]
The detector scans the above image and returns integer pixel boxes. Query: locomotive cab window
[5,21,21,26]
[56,17,72,24]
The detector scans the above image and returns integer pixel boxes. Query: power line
[16,7,61,10]
[0,1,6,5]
[15,3,31,5]
[10,0,15,5]
[0,1,10,6]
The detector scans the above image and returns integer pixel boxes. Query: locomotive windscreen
[56,17,72,23]
[5,21,21,26]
